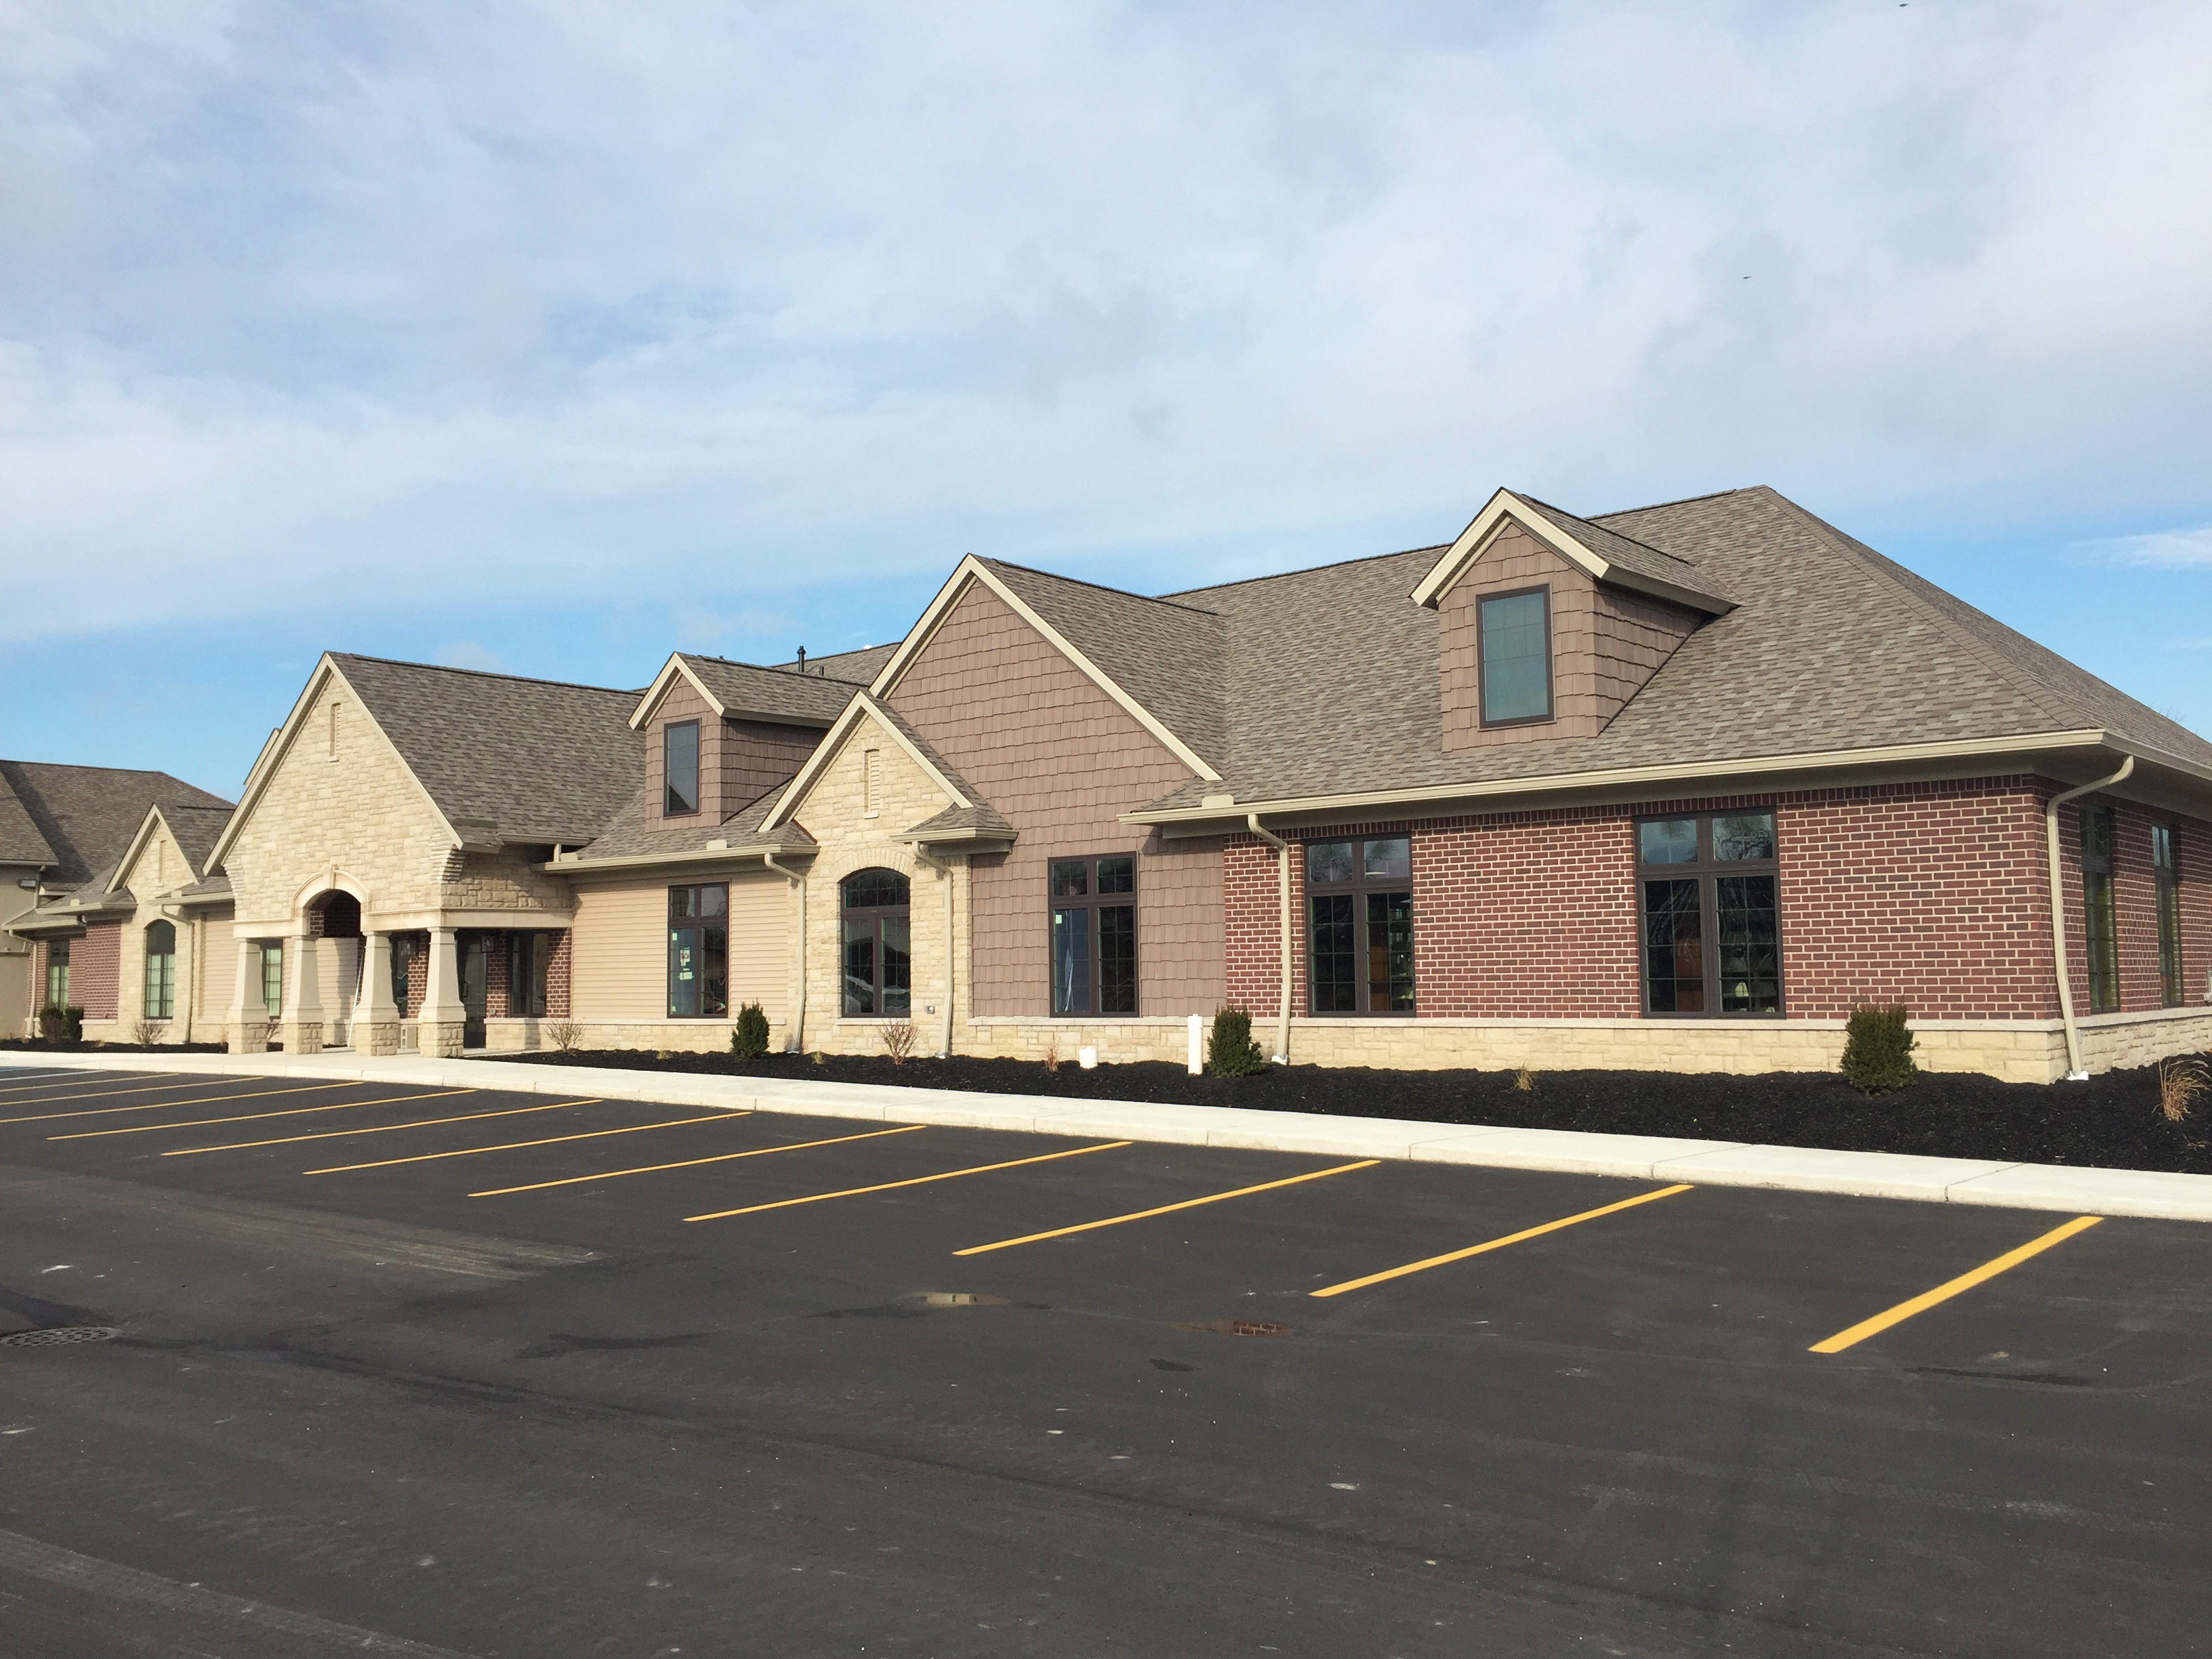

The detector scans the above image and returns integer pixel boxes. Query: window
[391,935,416,1019]
[143,920,176,1021]
[2080,805,2118,1014]
[1637,811,1781,1016]
[1050,856,1137,1015]
[261,941,284,1018]
[1306,836,1414,1014]
[508,931,550,1019]
[664,720,700,816]
[43,939,69,1010]
[668,885,727,1017]
[2154,825,2184,1008]
[1478,588,1553,726]
[842,869,910,1017]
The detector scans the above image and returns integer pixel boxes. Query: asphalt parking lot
[1,1065,2205,1658]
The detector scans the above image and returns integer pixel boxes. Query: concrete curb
[6,1050,2209,1223]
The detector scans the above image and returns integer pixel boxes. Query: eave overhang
[1122,730,2212,834]
[540,843,818,877]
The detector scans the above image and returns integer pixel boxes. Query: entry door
[459,934,488,1048]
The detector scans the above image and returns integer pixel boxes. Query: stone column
[278,921,325,1054]
[360,932,401,1056]
[227,937,267,1054]
[171,916,195,1045]
[419,926,467,1059]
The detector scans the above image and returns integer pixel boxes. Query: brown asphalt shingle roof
[676,655,866,725]
[774,643,900,684]
[330,655,644,846]
[563,789,816,864]
[0,760,232,888]
[1118,485,2212,810]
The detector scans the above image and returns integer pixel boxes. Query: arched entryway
[308,889,364,1049]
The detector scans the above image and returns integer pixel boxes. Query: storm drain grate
[0,1326,120,1349]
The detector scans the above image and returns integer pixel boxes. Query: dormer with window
[630,653,856,827]
[1414,490,1736,753]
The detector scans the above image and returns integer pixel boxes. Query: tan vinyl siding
[194,915,235,1020]
[886,581,1223,1017]
[726,872,787,1021]
[569,881,671,1021]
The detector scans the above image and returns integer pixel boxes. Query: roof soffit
[869,557,1224,782]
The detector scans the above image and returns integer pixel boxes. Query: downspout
[1245,814,1292,1064]
[762,852,805,1053]
[2045,754,2133,1080]
[911,844,958,1059]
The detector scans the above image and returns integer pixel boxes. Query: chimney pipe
[795,647,806,674]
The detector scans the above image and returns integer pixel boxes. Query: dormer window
[1478,588,1552,726]
[664,720,700,816]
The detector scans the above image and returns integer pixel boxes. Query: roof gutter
[1126,729,2150,830]
[2046,754,2134,1080]
[1246,813,1292,1065]
[535,844,815,877]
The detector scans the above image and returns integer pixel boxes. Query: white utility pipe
[910,844,958,1059]
[1245,813,1292,1063]
[2045,754,2133,1080]
[762,852,806,1053]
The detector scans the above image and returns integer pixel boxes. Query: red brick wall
[546,928,572,1019]
[75,922,121,1020]
[1221,775,2194,1023]
[485,933,512,1017]
[403,933,428,1013]
[2055,792,2211,1014]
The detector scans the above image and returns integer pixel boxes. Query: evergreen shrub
[730,1002,771,1059]
[1208,1007,1267,1077]
[1842,1004,1917,1095]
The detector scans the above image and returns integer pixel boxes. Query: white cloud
[2081,526,2212,569]
[0,1,2207,646]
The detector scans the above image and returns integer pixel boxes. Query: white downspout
[2045,754,2133,1081]
[762,851,806,1053]
[911,843,958,1059]
[1245,813,1292,1064]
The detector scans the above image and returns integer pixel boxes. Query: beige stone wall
[2074,1007,2212,1073]
[223,671,456,928]
[786,707,961,1050]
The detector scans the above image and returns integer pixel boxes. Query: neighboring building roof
[676,654,862,726]
[329,655,646,846]
[0,760,232,888]
[779,643,899,684]
[1120,485,2212,812]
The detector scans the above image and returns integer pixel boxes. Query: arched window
[841,869,910,1017]
[143,920,176,1021]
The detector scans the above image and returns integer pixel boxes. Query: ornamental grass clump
[1841,1004,1917,1096]
[1208,1007,1267,1078]
[729,1002,771,1060]
[2156,1054,2208,1124]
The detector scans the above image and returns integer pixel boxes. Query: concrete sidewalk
[5,1048,2209,1222]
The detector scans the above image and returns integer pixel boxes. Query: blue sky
[1,1,2206,800]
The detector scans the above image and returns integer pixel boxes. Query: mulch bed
[478,1048,2212,1175]
[0,1039,228,1054]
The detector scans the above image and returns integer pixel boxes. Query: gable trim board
[1412,489,1736,617]
[106,807,180,895]
[207,655,464,874]
[762,691,973,834]
[1120,727,2211,829]
[867,556,1223,783]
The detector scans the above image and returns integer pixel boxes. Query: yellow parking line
[164,1098,606,1156]
[0,1073,237,1109]
[1809,1215,2104,1355]
[954,1160,1380,1256]
[301,1110,751,1174]
[0,1070,192,1097]
[685,1140,1132,1223]
[1,1081,359,1126]
[49,1088,474,1141]
[468,1123,925,1195]
[1311,1184,1695,1298]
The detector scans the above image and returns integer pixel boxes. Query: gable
[777,705,958,840]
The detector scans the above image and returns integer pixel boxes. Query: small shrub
[132,1018,165,1046]
[1042,1033,1061,1073]
[1841,1004,1917,1095]
[544,1019,583,1054]
[37,1005,66,1042]
[1513,1063,1536,1092]
[1208,1007,1267,1078]
[810,1050,825,1065]
[2157,1054,2209,1124]
[881,1020,916,1065]
[62,1005,83,1042]
[730,1003,771,1060]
